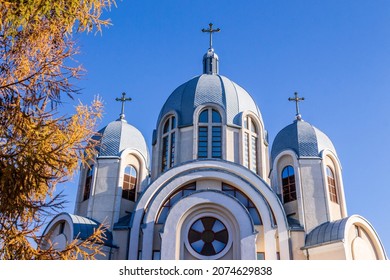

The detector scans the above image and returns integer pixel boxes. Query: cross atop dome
[202,23,220,50]
[201,23,221,75]
[115,92,132,121]
[288,92,305,121]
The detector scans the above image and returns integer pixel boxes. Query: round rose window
[188,217,229,256]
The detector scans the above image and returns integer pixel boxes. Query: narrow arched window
[122,165,137,201]
[83,165,94,201]
[198,108,222,159]
[161,116,176,172]
[281,165,296,203]
[243,116,259,174]
[326,166,338,203]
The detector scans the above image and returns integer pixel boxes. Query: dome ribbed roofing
[43,213,114,248]
[156,74,262,127]
[92,119,149,163]
[304,217,349,248]
[271,120,336,163]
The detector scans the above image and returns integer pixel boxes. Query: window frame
[281,165,297,203]
[122,165,138,201]
[242,115,259,174]
[326,166,338,204]
[83,164,94,201]
[197,107,223,159]
[161,115,177,172]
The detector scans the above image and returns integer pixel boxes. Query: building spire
[201,23,220,75]
[288,92,305,121]
[115,92,132,121]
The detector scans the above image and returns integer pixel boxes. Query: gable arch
[344,215,387,260]
[128,160,290,260]
[160,191,257,259]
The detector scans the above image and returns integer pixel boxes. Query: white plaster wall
[307,242,346,260]
[226,126,239,163]
[89,158,120,228]
[179,127,193,163]
[112,230,129,260]
[298,158,329,232]
[290,230,306,260]
[197,179,221,191]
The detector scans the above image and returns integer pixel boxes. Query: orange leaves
[0,0,113,259]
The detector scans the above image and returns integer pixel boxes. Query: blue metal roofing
[113,213,132,230]
[67,213,114,247]
[271,120,336,163]
[156,74,262,128]
[92,119,150,164]
[304,217,349,248]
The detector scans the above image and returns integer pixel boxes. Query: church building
[41,24,387,260]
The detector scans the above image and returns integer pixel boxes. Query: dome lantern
[201,23,220,75]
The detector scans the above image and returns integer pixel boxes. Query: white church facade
[41,24,387,260]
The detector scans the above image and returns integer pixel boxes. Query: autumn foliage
[0,0,116,259]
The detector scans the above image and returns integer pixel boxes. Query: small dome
[271,120,336,163]
[93,119,149,163]
[156,74,262,128]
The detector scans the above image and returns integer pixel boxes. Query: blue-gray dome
[271,120,336,163]
[93,119,149,163]
[156,74,262,128]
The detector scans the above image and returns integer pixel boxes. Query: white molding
[128,160,290,260]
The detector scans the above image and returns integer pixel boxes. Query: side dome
[92,119,150,163]
[156,74,262,127]
[271,120,336,163]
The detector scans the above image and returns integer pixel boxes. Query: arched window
[198,108,222,159]
[326,166,338,203]
[157,183,197,224]
[243,115,259,174]
[281,166,296,203]
[83,165,93,201]
[122,165,137,201]
[161,116,176,172]
[222,183,262,225]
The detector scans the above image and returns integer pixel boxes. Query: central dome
[156,74,262,127]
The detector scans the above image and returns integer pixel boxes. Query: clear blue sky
[58,0,390,253]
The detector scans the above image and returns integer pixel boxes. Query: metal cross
[115,92,132,120]
[202,23,220,49]
[288,92,305,120]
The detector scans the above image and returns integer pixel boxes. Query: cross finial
[115,92,132,120]
[288,92,305,120]
[202,23,220,49]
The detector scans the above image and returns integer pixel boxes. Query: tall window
[122,165,137,201]
[243,116,259,173]
[83,165,93,201]
[281,166,296,203]
[198,108,222,159]
[161,116,176,172]
[326,166,338,203]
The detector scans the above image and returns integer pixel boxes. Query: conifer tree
[0,0,116,259]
